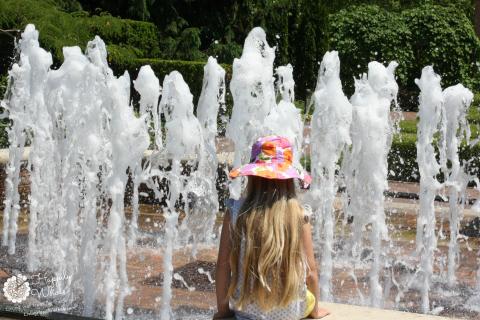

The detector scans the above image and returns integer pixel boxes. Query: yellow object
[303,290,316,318]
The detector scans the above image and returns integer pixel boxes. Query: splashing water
[344,61,399,308]
[173,273,196,292]
[265,64,304,165]
[158,70,204,319]
[2,24,480,320]
[415,66,444,313]
[466,177,480,312]
[2,24,53,258]
[226,27,276,199]
[1,25,152,320]
[185,57,225,254]
[441,84,474,286]
[129,65,162,248]
[309,51,352,301]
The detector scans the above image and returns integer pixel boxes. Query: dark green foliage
[0,0,160,64]
[328,0,475,16]
[289,1,329,101]
[87,15,160,58]
[156,17,206,61]
[329,3,480,110]
[52,0,82,12]
[0,73,7,97]
[330,5,414,97]
[175,28,205,61]
[206,41,243,65]
[0,120,8,148]
[3,0,478,109]
[0,32,15,79]
[388,125,480,182]
[77,0,155,21]
[403,4,480,92]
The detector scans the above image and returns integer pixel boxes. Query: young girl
[214,135,330,319]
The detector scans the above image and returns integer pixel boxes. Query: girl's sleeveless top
[226,198,308,320]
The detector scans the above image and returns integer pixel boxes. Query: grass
[399,119,417,134]
[399,103,480,139]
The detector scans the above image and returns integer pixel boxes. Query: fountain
[308,51,352,301]
[342,61,399,308]
[0,24,479,320]
[226,27,276,200]
[265,63,304,165]
[441,84,474,287]
[415,66,445,313]
[129,65,161,248]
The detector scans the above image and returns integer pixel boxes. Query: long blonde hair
[228,176,306,311]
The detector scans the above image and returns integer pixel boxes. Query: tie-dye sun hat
[229,135,312,187]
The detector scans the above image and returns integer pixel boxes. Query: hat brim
[229,162,312,188]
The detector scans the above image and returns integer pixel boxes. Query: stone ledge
[215,302,456,320]
[307,302,455,320]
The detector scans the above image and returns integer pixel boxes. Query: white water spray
[226,27,276,199]
[309,51,352,301]
[129,65,162,248]
[2,25,52,257]
[265,64,304,165]
[158,70,203,319]
[344,61,398,307]
[184,57,225,253]
[1,25,151,319]
[415,66,444,313]
[2,24,480,319]
[441,84,473,286]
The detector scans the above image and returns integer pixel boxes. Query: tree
[476,0,480,36]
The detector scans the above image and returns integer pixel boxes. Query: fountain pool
[0,25,479,320]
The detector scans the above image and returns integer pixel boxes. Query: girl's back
[227,179,309,319]
[214,135,329,320]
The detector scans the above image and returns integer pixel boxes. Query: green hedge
[390,138,480,183]
[88,15,160,58]
[388,133,419,182]
[0,0,160,64]
[301,133,480,183]
[329,4,480,111]
[114,58,232,108]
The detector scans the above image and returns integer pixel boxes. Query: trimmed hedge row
[301,133,480,183]
[113,58,232,108]
[0,0,160,64]
[389,134,480,183]
[88,15,160,59]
